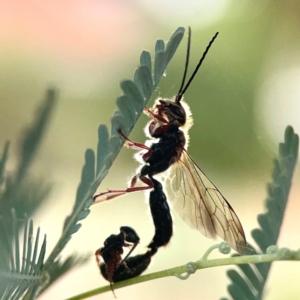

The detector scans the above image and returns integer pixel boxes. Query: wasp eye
[172,105,185,118]
[166,103,186,126]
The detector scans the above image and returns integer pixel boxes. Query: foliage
[223,125,299,300]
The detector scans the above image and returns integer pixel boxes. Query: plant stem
[66,247,300,300]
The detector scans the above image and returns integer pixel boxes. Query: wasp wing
[169,150,246,254]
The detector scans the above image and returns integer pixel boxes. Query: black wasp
[94,27,246,254]
[96,176,172,295]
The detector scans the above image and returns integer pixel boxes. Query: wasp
[94,28,246,255]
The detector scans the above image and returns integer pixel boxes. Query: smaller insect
[96,176,172,295]
[95,226,140,296]
[102,250,154,283]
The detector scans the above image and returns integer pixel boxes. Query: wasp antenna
[180,31,219,98]
[175,26,191,104]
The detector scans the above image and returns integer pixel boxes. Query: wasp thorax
[156,99,186,127]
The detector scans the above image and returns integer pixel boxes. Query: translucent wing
[169,150,246,254]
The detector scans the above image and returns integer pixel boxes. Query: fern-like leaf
[0,209,46,300]
[102,27,185,174]
[223,125,299,300]
[0,89,57,224]
[16,89,57,183]
[0,141,9,187]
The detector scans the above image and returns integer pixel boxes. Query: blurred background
[0,0,300,299]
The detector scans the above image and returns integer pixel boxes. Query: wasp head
[156,99,186,128]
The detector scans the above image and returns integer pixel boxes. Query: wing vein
[169,150,246,254]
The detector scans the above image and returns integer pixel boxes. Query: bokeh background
[1,0,300,299]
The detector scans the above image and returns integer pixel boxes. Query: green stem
[66,247,300,300]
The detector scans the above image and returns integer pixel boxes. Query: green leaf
[154,51,166,87]
[140,51,152,71]
[120,80,145,117]
[98,26,185,180]
[0,210,46,300]
[155,39,165,52]
[223,126,299,300]
[16,88,57,183]
[96,125,110,175]
[117,95,137,128]
[138,66,153,101]
[0,89,56,225]
[48,149,95,268]
[0,141,10,186]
